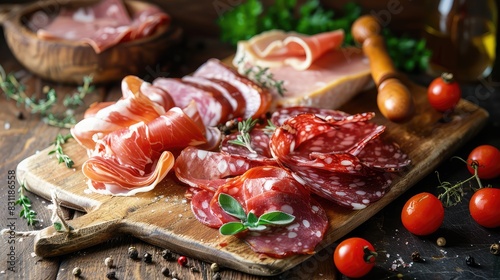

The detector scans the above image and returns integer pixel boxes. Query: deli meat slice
[122,75,175,112]
[153,78,232,126]
[193,59,272,119]
[82,107,208,196]
[32,0,170,53]
[187,166,327,257]
[269,110,410,209]
[234,29,344,71]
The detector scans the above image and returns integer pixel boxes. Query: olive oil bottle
[424,0,497,81]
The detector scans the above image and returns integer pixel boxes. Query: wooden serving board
[16,79,488,276]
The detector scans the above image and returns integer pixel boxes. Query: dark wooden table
[1,9,500,280]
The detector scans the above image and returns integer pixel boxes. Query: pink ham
[153,78,232,127]
[193,59,272,119]
[33,0,170,53]
[234,29,344,71]
[121,75,175,112]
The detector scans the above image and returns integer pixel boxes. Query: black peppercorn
[161,249,173,260]
[128,247,138,259]
[411,251,425,263]
[465,255,479,267]
[106,271,116,279]
[143,252,153,263]
[161,267,170,277]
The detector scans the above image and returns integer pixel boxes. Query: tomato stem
[363,246,378,263]
[440,72,455,84]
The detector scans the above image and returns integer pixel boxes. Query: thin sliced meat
[233,29,345,71]
[153,78,231,126]
[82,107,207,196]
[220,125,276,166]
[174,146,264,192]
[193,59,272,119]
[182,76,246,120]
[270,106,349,126]
[122,75,175,112]
[71,91,166,151]
[356,138,411,171]
[197,166,327,257]
[188,188,222,228]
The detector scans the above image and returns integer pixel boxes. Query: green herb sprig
[243,65,286,97]
[48,133,75,168]
[15,182,38,226]
[437,157,485,207]
[228,117,259,153]
[218,193,295,235]
[0,65,94,128]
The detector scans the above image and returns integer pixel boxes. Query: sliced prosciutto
[32,0,170,53]
[233,29,344,71]
[269,109,410,209]
[153,78,232,126]
[188,166,328,257]
[122,75,175,112]
[82,107,208,196]
[193,59,272,119]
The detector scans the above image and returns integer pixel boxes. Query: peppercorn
[104,256,114,268]
[72,267,82,277]
[436,237,446,247]
[465,255,479,267]
[128,247,139,259]
[106,271,116,279]
[490,243,500,255]
[161,249,173,260]
[190,266,199,273]
[411,251,425,263]
[143,252,153,263]
[210,262,220,272]
[161,267,170,277]
[171,271,179,278]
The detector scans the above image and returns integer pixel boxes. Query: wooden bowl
[1,0,182,84]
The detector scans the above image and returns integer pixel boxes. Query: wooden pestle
[351,15,415,123]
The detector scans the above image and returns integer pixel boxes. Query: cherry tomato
[401,192,444,236]
[469,188,500,228]
[466,145,500,180]
[333,237,376,278]
[427,72,461,112]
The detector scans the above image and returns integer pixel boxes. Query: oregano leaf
[218,193,246,220]
[258,211,295,225]
[219,222,247,236]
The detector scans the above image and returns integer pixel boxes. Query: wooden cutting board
[16,79,488,276]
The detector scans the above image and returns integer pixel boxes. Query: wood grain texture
[16,79,488,276]
[1,0,182,84]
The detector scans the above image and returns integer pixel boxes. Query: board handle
[34,216,122,257]
[351,15,415,123]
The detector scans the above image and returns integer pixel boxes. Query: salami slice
[188,188,222,228]
[220,126,276,165]
[270,106,349,126]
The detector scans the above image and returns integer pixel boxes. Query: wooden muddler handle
[352,15,415,123]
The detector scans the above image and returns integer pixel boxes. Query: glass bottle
[423,0,497,82]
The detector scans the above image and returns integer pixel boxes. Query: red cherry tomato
[427,72,461,112]
[469,188,500,228]
[466,145,500,180]
[333,237,376,278]
[401,192,444,236]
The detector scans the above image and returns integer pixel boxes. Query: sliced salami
[270,106,349,126]
[188,188,223,228]
[220,125,276,165]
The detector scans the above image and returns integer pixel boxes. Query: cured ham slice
[233,30,372,110]
[153,78,232,126]
[234,29,344,71]
[193,59,272,119]
[32,0,170,53]
[122,75,175,112]
[269,109,410,209]
[82,107,208,196]
[188,166,328,257]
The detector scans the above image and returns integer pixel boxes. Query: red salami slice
[174,146,264,192]
[220,126,276,165]
[270,106,349,126]
[188,188,222,228]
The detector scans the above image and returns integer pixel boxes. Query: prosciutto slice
[33,0,170,53]
[82,107,208,196]
[234,29,344,71]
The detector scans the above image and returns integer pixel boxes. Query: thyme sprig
[244,65,286,97]
[15,182,38,226]
[437,157,485,207]
[218,193,295,236]
[48,133,75,168]
[263,119,277,136]
[0,65,94,128]
[228,117,259,153]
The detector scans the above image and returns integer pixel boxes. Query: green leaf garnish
[227,117,259,153]
[218,193,295,236]
[49,133,75,168]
